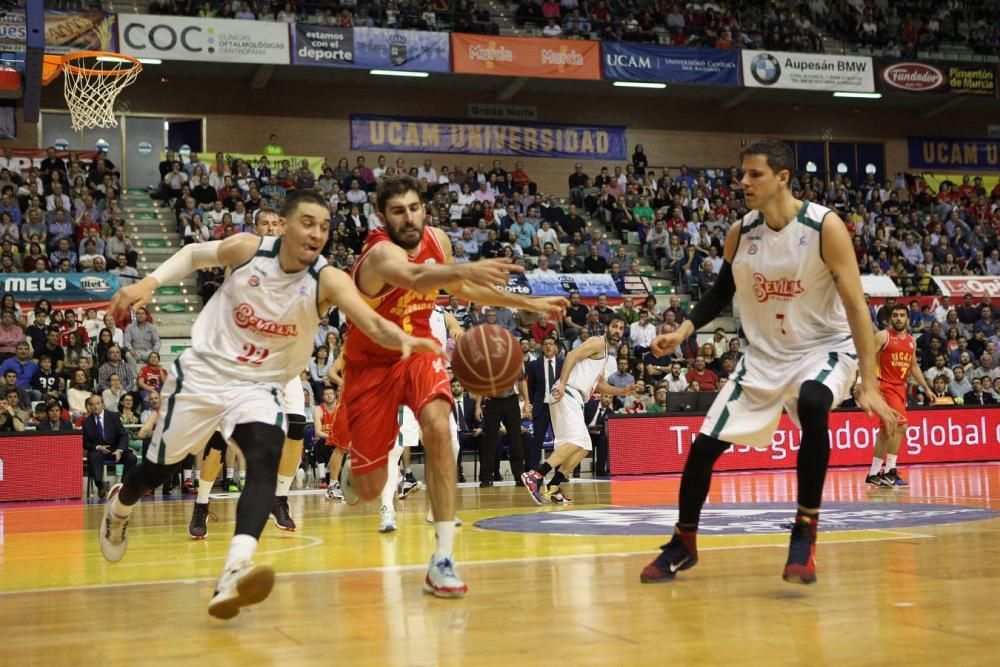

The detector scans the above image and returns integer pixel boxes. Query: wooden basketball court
[1,463,998,665]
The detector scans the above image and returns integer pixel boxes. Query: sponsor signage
[0,9,116,62]
[608,407,1000,475]
[878,60,996,95]
[933,275,1000,298]
[118,14,290,64]
[451,33,601,80]
[467,103,538,121]
[350,114,626,160]
[0,433,82,502]
[504,272,622,298]
[291,24,353,66]
[0,273,119,303]
[908,136,1000,171]
[352,27,450,72]
[602,43,740,86]
[0,148,102,173]
[742,49,874,92]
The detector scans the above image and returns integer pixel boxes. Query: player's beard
[387,221,424,251]
[892,322,907,333]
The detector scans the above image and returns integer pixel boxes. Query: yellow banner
[162,152,327,175]
[921,172,1000,193]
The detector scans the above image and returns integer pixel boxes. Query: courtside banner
[0,273,119,303]
[505,272,621,298]
[118,14,291,64]
[451,33,601,80]
[908,136,1000,171]
[933,275,1000,298]
[602,43,739,85]
[350,114,626,160]
[742,49,874,92]
[608,407,1000,475]
[0,433,82,501]
[0,149,102,173]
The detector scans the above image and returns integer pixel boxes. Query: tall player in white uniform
[638,140,897,586]
[187,208,309,538]
[97,190,440,619]
[521,315,633,504]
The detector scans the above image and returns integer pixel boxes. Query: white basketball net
[62,56,141,132]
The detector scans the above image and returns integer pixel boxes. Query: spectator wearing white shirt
[536,219,559,250]
[986,249,1000,276]
[663,363,689,393]
[45,182,72,212]
[416,159,437,183]
[531,254,558,279]
[372,155,388,180]
[629,309,657,356]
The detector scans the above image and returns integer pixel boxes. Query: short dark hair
[739,139,795,176]
[254,207,279,224]
[376,175,421,214]
[280,189,328,217]
[891,304,909,316]
[608,314,627,327]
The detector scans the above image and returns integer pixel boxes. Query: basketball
[451,324,524,397]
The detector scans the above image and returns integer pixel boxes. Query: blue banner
[908,137,1000,172]
[352,27,450,72]
[602,43,739,85]
[292,25,354,66]
[505,273,621,298]
[0,273,119,303]
[351,114,626,160]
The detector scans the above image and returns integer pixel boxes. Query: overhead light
[96,56,161,65]
[370,69,429,78]
[833,92,881,99]
[137,58,162,65]
[613,81,666,89]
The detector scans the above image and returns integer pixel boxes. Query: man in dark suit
[82,394,137,498]
[525,336,564,472]
[585,394,614,476]
[964,378,996,406]
[451,380,481,483]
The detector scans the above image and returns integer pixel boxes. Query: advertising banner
[451,33,601,80]
[291,24,354,66]
[0,10,116,63]
[602,43,739,85]
[118,14,290,64]
[213,151,326,176]
[0,433,82,501]
[504,272,621,298]
[350,114,626,160]
[608,407,1000,476]
[0,149,103,173]
[0,273,119,304]
[877,60,996,96]
[742,49,874,92]
[353,27,450,72]
[908,136,1000,171]
[933,276,1000,299]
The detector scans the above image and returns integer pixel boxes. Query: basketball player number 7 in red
[236,343,270,365]
[776,313,787,335]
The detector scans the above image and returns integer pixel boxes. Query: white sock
[317,462,327,483]
[434,521,455,560]
[276,474,293,497]
[226,467,234,479]
[239,470,246,482]
[183,469,192,481]
[869,457,884,476]
[885,454,897,470]
[196,479,213,504]
[224,534,258,570]
[381,446,404,509]
[109,495,133,519]
[404,467,412,475]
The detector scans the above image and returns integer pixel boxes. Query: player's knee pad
[136,460,179,488]
[286,413,306,441]
[204,430,227,459]
[797,381,834,432]
[232,423,284,471]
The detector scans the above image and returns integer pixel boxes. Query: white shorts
[146,350,287,465]
[549,386,592,452]
[700,347,858,449]
[396,406,421,448]
[283,375,305,417]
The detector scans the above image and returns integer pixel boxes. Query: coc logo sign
[118,15,290,64]
[123,22,213,54]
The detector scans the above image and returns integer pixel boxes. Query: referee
[475,374,529,487]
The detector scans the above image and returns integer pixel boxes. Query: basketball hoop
[42,52,142,132]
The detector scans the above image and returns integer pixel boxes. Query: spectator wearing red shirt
[510,162,531,190]
[138,350,168,400]
[59,310,90,348]
[685,356,719,392]
[531,314,557,344]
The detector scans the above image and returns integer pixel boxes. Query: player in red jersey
[313,385,348,500]
[867,303,936,487]
[341,175,567,598]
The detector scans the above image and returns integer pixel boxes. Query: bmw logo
[750,53,781,86]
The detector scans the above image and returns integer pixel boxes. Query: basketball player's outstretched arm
[318,267,443,359]
[822,213,899,436]
[108,233,261,315]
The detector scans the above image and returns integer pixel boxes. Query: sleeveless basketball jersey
[877,329,915,386]
[732,201,854,359]
[566,339,610,399]
[191,236,327,383]
[318,401,337,445]
[345,227,446,364]
[430,305,448,349]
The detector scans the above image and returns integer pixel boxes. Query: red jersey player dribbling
[339,175,567,598]
[867,303,935,487]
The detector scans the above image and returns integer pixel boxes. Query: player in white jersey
[638,140,897,586]
[521,315,634,504]
[187,208,310,538]
[96,190,440,619]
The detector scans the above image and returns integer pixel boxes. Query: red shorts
[343,352,453,475]
[327,403,351,452]
[880,382,909,424]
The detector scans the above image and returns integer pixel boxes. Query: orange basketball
[451,324,524,397]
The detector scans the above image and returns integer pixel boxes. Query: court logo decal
[474,502,997,536]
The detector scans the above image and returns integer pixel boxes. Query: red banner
[0,149,103,175]
[0,433,82,502]
[932,276,1000,299]
[451,34,601,80]
[608,407,1000,475]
